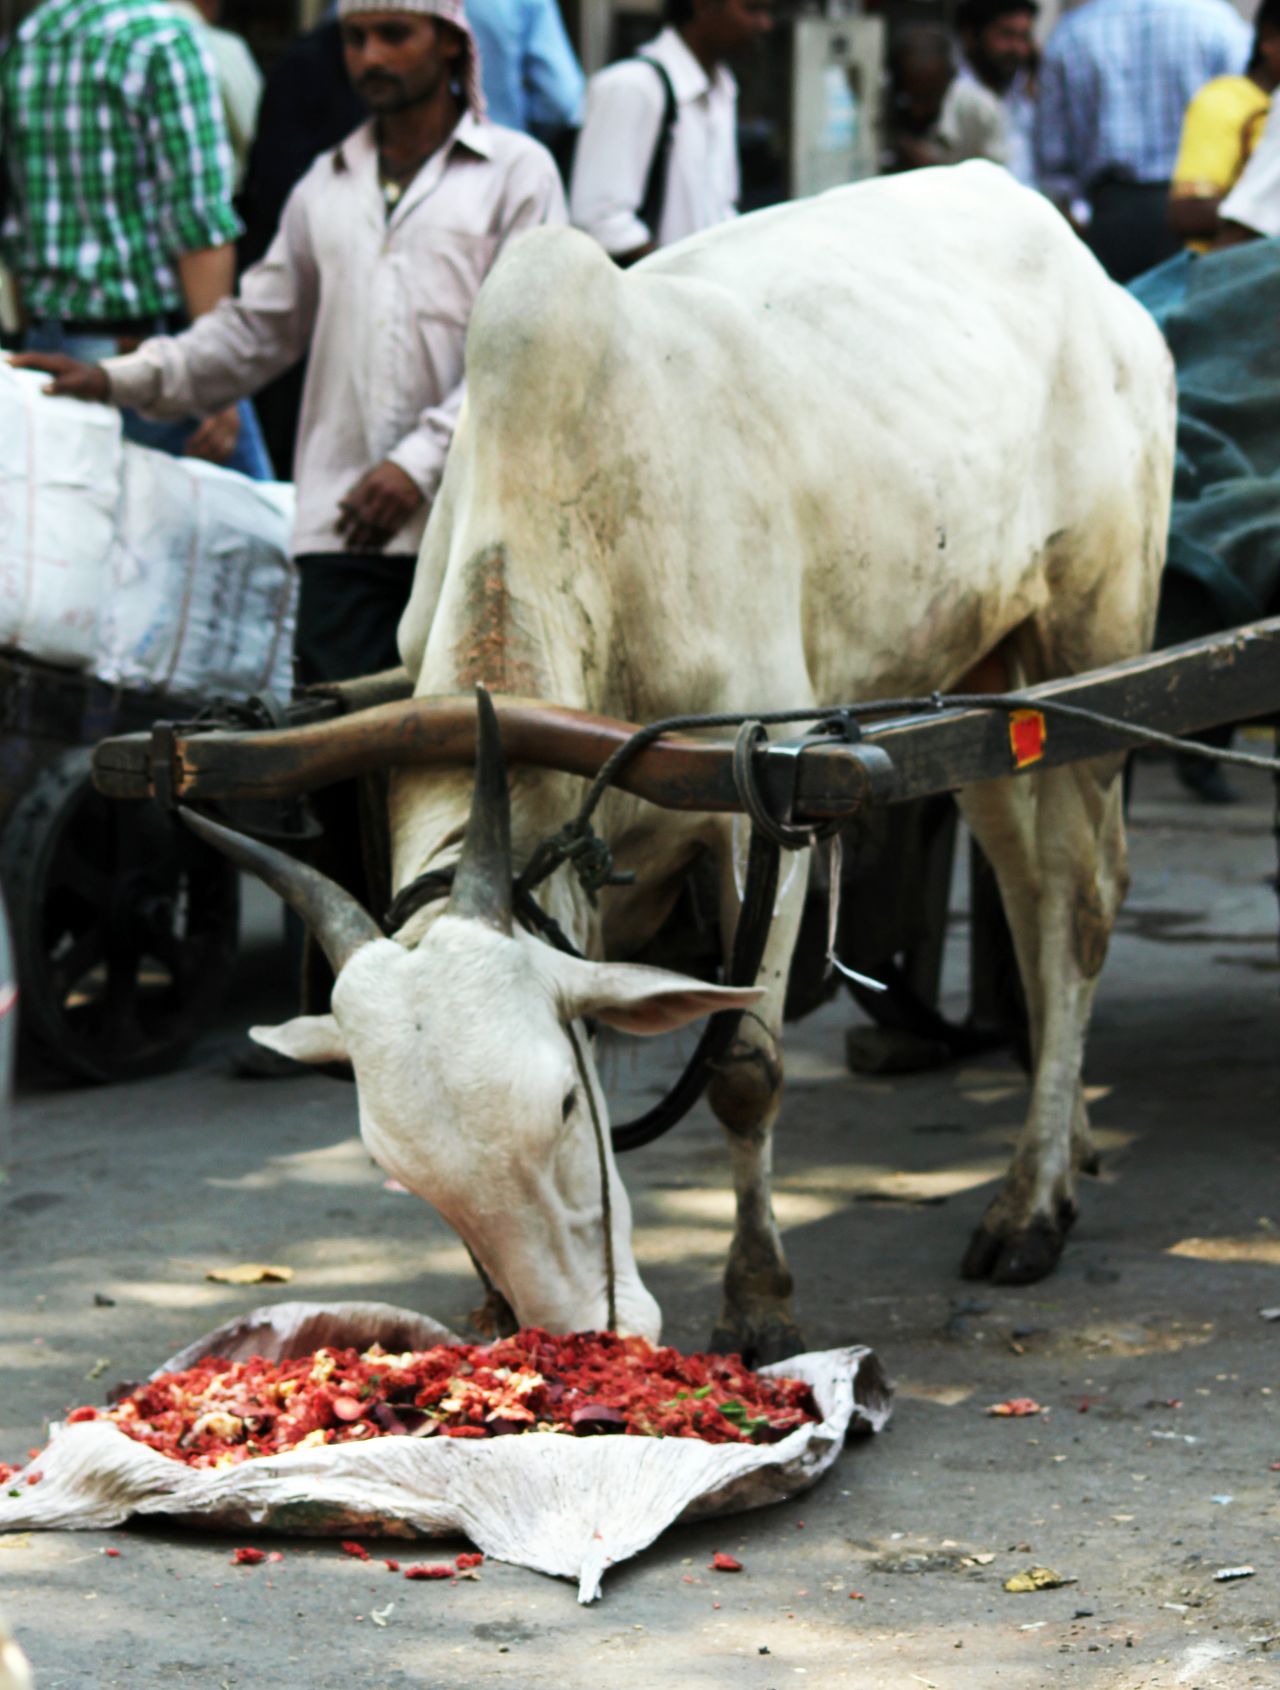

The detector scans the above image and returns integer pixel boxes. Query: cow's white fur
[259,164,1175,1351]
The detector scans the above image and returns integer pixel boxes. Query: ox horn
[179,807,382,975]
[447,685,513,933]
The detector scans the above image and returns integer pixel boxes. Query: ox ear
[564,961,765,1038]
[250,1015,349,1065]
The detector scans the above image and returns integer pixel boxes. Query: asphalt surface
[1,758,1278,1689]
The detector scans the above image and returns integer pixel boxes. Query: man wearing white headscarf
[14,0,566,685]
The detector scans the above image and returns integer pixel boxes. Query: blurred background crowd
[0,0,1271,476]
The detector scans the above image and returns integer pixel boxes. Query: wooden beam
[91,617,1280,818]
[864,617,1280,801]
[91,697,898,818]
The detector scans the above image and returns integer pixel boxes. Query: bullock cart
[90,614,1280,1120]
[0,652,244,1082]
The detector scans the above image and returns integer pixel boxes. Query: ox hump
[467,226,621,404]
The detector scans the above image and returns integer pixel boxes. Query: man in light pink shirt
[15,0,566,686]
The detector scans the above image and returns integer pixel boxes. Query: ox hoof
[989,1217,1068,1285]
[1077,1149,1103,1178]
[961,1204,1076,1286]
[708,1322,807,1368]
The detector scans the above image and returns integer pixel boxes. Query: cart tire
[0,747,239,1083]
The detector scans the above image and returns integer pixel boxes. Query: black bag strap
[632,54,678,254]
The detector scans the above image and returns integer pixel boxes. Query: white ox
[202,163,1176,1360]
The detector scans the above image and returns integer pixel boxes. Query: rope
[567,1018,617,1332]
[929,691,1280,774]
[515,690,1280,908]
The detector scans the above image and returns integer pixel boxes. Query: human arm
[1168,193,1224,238]
[523,0,586,131]
[569,63,666,259]
[177,242,237,320]
[102,184,320,421]
[175,242,242,460]
[1168,82,1250,241]
[147,22,246,460]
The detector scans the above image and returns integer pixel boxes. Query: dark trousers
[294,550,416,686]
[292,552,415,998]
[1087,178,1181,284]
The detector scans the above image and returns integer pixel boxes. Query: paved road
[2,760,1277,1688]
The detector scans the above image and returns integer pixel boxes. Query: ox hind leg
[706,830,810,1364]
[956,751,1128,1282]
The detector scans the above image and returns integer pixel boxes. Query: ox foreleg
[957,757,1127,1283]
[706,843,810,1364]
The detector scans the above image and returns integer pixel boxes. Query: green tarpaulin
[1130,240,1280,642]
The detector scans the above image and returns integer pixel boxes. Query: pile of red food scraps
[2,1330,817,1476]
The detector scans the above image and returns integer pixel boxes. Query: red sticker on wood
[1009,709,1046,769]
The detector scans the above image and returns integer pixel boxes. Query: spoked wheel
[0,747,240,1082]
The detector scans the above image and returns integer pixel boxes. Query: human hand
[335,461,424,551]
[184,405,241,466]
[8,352,110,403]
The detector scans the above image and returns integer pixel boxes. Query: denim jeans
[23,321,275,482]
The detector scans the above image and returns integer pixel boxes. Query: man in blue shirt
[466,0,583,135]
[1035,0,1250,280]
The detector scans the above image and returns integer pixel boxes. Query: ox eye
[561,1088,578,1123]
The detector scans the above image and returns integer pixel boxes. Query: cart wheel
[0,747,240,1082]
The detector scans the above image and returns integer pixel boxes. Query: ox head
[183,693,762,1342]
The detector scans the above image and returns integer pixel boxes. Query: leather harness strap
[382,823,783,1155]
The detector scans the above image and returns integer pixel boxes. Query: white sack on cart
[0,1301,893,1603]
[100,450,297,699]
[0,365,122,670]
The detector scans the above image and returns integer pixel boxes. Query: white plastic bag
[0,1301,893,1602]
[100,450,296,699]
[0,365,123,669]
[0,362,297,695]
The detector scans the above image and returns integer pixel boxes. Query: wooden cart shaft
[90,617,1280,820]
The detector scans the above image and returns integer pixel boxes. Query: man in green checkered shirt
[0,0,267,472]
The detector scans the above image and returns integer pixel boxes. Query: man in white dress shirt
[14,0,566,686]
[569,0,772,264]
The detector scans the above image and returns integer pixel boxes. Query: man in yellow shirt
[1170,0,1280,249]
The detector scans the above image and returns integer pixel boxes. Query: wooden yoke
[90,693,898,823]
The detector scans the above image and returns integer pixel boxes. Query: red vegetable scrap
[710,1553,743,1572]
[232,1547,267,1565]
[455,1552,484,1570]
[268,1552,285,1564]
[103,1548,121,1558]
[404,1564,454,1580]
[987,1398,1042,1418]
[0,1464,20,1486]
[384,1559,401,1573]
[0,1331,818,1475]
[340,1541,371,1561]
